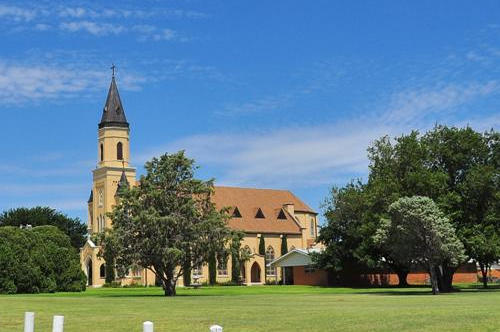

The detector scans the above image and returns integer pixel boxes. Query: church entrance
[250,262,261,283]
[283,267,294,285]
[86,259,93,286]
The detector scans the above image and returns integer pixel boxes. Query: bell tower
[87,68,136,235]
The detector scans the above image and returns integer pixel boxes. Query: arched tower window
[100,144,104,162]
[117,142,123,160]
[265,246,276,276]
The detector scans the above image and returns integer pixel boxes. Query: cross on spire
[110,63,116,77]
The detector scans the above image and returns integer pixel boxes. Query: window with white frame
[310,219,315,237]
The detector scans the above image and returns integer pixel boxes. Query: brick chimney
[283,203,294,216]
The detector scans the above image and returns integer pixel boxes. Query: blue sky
[0,1,499,223]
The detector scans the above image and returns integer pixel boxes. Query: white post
[24,312,35,332]
[52,315,64,332]
[143,321,154,332]
[210,325,223,332]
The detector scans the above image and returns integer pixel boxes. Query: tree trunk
[396,270,409,287]
[163,269,177,296]
[429,265,439,295]
[479,263,488,289]
[437,265,455,293]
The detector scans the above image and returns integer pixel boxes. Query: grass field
[1,284,500,331]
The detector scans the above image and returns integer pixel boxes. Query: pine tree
[259,235,265,255]
[281,234,288,255]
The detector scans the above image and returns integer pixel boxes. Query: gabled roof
[99,76,129,129]
[268,248,323,267]
[212,186,316,235]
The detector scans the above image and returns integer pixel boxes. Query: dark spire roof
[88,190,93,203]
[115,171,130,197]
[99,75,129,129]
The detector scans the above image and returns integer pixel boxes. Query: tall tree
[230,232,243,284]
[281,234,288,256]
[375,196,465,294]
[109,151,231,296]
[0,207,87,249]
[259,236,265,255]
[315,182,382,284]
[422,126,494,291]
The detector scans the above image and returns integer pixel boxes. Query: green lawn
[1,285,500,331]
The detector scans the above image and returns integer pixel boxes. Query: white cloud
[59,21,125,36]
[382,81,499,125]
[0,60,145,104]
[152,29,178,41]
[139,81,500,188]
[0,3,202,41]
[0,4,38,21]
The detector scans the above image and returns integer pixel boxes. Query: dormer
[232,207,242,218]
[277,209,287,220]
[255,208,265,219]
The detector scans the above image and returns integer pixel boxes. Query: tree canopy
[375,196,465,294]
[109,151,231,296]
[316,125,499,291]
[0,207,87,249]
[0,226,86,294]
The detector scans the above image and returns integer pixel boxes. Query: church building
[80,74,320,287]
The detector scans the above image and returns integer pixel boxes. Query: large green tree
[0,226,86,294]
[317,126,499,291]
[316,182,379,284]
[375,196,465,294]
[109,151,231,296]
[422,126,498,291]
[0,207,87,249]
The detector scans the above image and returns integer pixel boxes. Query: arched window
[100,144,104,162]
[100,264,106,279]
[117,142,123,160]
[310,219,316,237]
[98,189,103,207]
[265,246,276,276]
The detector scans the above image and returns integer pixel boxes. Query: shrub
[0,226,86,294]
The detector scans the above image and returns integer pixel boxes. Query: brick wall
[292,266,329,286]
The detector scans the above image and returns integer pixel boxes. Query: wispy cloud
[0,4,39,21]
[139,80,500,188]
[0,3,203,41]
[59,21,126,36]
[0,59,145,104]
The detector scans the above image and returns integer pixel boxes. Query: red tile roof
[212,186,316,234]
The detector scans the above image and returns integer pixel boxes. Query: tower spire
[99,65,129,129]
